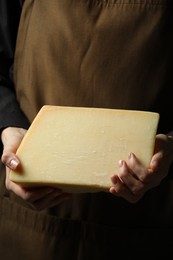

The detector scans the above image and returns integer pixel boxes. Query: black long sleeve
[0,0,29,154]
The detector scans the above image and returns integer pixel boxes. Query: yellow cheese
[9,105,159,193]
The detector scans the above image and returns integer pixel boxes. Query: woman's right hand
[1,127,71,210]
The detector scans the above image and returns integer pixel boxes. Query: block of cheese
[9,105,159,193]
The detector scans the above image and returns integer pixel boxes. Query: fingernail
[118,160,123,167]
[128,153,133,159]
[9,159,19,170]
[128,153,135,160]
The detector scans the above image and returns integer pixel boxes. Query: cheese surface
[9,106,159,193]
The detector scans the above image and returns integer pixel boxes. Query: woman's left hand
[109,134,173,203]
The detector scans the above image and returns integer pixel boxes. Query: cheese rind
[9,106,159,193]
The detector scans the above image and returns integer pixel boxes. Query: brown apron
[1,0,173,259]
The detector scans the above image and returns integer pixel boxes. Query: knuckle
[131,184,144,196]
[22,191,32,201]
[1,152,8,164]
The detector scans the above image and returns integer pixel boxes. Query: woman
[1,0,173,259]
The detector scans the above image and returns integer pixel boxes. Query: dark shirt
[0,0,29,153]
[0,0,29,152]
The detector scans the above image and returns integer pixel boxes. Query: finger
[128,153,164,190]
[118,159,145,196]
[1,128,27,164]
[6,180,56,202]
[1,127,26,149]
[2,153,20,170]
[110,175,143,203]
[109,175,121,197]
[32,191,71,211]
[23,187,59,203]
[127,153,151,183]
[150,152,163,172]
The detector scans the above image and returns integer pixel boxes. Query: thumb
[1,151,20,170]
[1,127,26,169]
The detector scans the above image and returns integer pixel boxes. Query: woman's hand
[109,134,173,203]
[1,127,71,210]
